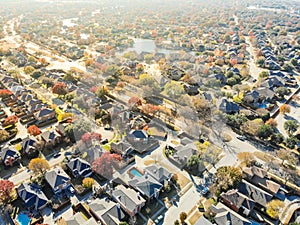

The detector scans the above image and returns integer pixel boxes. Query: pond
[16,213,31,225]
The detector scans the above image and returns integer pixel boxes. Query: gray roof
[88,198,125,225]
[145,164,173,184]
[67,158,91,177]
[194,216,213,225]
[128,174,163,198]
[45,167,70,191]
[112,185,145,212]
[65,213,98,225]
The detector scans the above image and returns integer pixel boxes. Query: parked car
[237,135,246,141]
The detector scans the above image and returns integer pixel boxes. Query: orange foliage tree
[27,125,42,136]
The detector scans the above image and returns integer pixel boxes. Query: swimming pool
[129,168,143,177]
[16,213,31,225]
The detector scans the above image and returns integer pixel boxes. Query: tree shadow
[283,114,297,121]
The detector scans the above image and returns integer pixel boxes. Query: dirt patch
[188,210,203,225]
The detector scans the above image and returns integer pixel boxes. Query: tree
[52,82,68,97]
[0,89,12,98]
[237,152,254,166]
[259,71,269,78]
[128,97,142,108]
[179,212,187,223]
[104,65,122,78]
[57,112,73,122]
[285,136,299,149]
[28,158,50,175]
[31,70,43,79]
[192,97,211,120]
[82,178,94,188]
[279,104,291,114]
[266,199,284,219]
[187,155,201,170]
[226,114,247,129]
[174,220,180,225]
[81,132,102,145]
[24,66,35,75]
[139,74,160,94]
[284,120,298,135]
[214,166,242,192]
[40,77,54,88]
[27,125,41,136]
[3,115,18,126]
[265,118,278,128]
[0,180,15,205]
[257,124,274,139]
[95,86,109,99]
[275,87,290,98]
[276,149,298,166]
[0,130,9,142]
[64,118,92,141]
[92,153,122,179]
[63,72,78,84]
[270,133,284,145]
[164,81,185,99]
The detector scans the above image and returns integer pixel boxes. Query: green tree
[266,199,284,219]
[270,133,284,145]
[214,166,242,192]
[31,70,43,79]
[64,118,92,141]
[63,72,78,84]
[95,86,109,99]
[285,136,299,149]
[257,124,274,139]
[226,114,248,129]
[259,71,269,78]
[284,120,298,135]
[275,87,290,98]
[164,81,185,99]
[187,155,201,170]
[105,65,122,78]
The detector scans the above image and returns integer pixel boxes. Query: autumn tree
[92,153,122,179]
[3,115,18,126]
[28,158,50,175]
[81,132,102,145]
[237,152,254,166]
[179,212,187,223]
[0,180,15,205]
[82,178,94,188]
[213,166,242,192]
[265,118,278,128]
[141,104,160,115]
[52,82,68,97]
[24,66,35,75]
[284,120,298,135]
[266,199,284,219]
[164,81,185,99]
[0,129,10,142]
[27,125,41,136]
[128,96,142,108]
[0,89,12,98]
[280,104,291,114]
[95,86,109,99]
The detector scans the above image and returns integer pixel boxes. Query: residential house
[41,130,62,147]
[127,130,148,145]
[34,108,56,123]
[22,136,39,156]
[45,167,71,194]
[88,198,125,225]
[243,87,276,106]
[194,216,213,225]
[110,140,133,156]
[219,98,240,114]
[144,164,173,185]
[65,212,98,225]
[169,142,198,170]
[128,173,163,199]
[17,183,48,210]
[242,166,281,196]
[111,185,146,217]
[261,76,285,90]
[211,202,252,225]
[220,189,255,216]
[67,158,92,178]
[239,180,273,208]
[1,147,21,167]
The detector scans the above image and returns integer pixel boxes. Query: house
[261,76,285,89]
[194,216,213,225]
[22,136,38,155]
[220,189,255,216]
[110,140,133,156]
[238,180,273,208]
[243,87,276,105]
[242,166,281,196]
[88,198,125,225]
[211,202,252,225]
[144,164,173,185]
[45,167,71,194]
[34,108,56,123]
[41,130,62,147]
[128,173,163,199]
[1,147,21,167]
[169,142,198,169]
[65,212,98,225]
[219,98,240,114]
[17,183,48,210]
[111,185,146,217]
[67,158,92,178]
[127,130,148,144]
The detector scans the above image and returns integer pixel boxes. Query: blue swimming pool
[258,103,267,109]
[130,168,142,177]
[16,213,31,225]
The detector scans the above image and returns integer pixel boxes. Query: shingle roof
[145,164,173,184]
[45,167,70,190]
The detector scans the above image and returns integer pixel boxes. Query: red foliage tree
[128,96,142,107]
[89,86,98,93]
[3,115,18,126]
[27,125,41,136]
[142,104,160,115]
[81,132,102,145]
[0,180,15,204]
[92,153,122,178]
[0,89,13,98]
[230,58,238,66]
[52,82,68,97]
